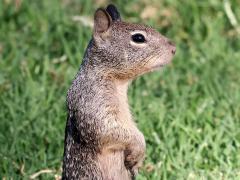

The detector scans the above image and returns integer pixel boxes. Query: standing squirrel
[62,4,176,180]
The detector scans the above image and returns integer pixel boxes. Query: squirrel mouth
[153,64,165,68]
[151,58,172,71]
[149,64,165,72]
[144,53,173,73]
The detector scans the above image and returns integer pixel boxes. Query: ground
[0,0,240,179]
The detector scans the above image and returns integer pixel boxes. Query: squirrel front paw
[124,146,145,178]
[124,133,146,178]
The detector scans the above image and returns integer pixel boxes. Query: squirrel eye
[131,33,146,43]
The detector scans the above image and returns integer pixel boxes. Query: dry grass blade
[224,0,240,35]
[29,169,55,179]
[72,15,94,28]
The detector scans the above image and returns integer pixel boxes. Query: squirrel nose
[171,46,176,55]
[167,40,176,55]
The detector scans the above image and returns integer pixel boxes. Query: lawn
[0,0,240,179]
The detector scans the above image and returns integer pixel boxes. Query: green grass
[0,0,240,179]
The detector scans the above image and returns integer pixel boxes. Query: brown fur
[62,4,176,180]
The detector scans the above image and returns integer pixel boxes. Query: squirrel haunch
[62,4,176,180]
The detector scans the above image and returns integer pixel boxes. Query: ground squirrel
[62,4,176,180]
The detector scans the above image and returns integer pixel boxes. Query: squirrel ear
[94,8,112,34]
[106,4,121,21]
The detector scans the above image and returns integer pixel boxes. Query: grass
[0,0,240,179]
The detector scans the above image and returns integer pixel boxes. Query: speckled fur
[62,4,176,180]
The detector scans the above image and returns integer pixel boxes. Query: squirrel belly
[98,149,131,179]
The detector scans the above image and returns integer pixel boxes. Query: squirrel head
[86,4,176,80]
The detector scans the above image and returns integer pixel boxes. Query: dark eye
[131,33,146,43]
